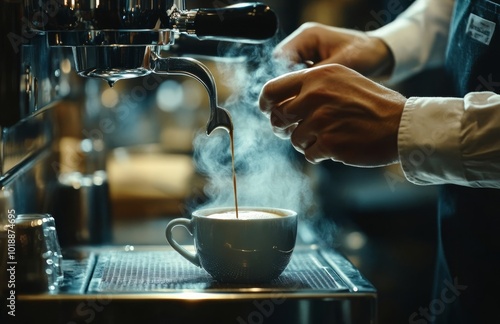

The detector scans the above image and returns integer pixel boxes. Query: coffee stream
[193,46,315,224]
[229,129,239,219]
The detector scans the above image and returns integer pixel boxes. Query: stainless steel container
[51,171,113,247]
[15,214,64,293]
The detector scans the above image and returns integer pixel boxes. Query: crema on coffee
[206,210,282,220]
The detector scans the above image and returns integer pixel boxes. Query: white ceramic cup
[165,206,298,283]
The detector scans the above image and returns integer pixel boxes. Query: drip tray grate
[88,249,349,293]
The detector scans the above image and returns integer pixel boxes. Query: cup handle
[165,218,201,267]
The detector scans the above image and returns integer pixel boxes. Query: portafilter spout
[150,52,233,135]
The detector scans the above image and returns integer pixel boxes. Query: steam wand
[150,51,233,135]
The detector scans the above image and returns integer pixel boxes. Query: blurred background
[46,0,449,322]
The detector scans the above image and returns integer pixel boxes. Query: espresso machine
[1,1,377,323]
[2,0,277,245]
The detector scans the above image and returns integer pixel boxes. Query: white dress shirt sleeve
[398,93,500,188]
[366,0,500,188]
[367,0,455,84]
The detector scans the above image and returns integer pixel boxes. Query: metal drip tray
[17,245,377,324]
[90,249,348,293]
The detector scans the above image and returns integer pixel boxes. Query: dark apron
[434,1,500,323]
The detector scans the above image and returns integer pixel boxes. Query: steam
[192,41,314,217]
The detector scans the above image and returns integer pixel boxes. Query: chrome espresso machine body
[1,0,276,245]
[1,1,377,323]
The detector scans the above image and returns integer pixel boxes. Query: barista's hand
[275,22,394,78]
[259,64,407,167]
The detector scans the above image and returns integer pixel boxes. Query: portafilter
[25,0,278,134]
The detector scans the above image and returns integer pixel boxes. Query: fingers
[260,66,330,145]
[290,131,317,155]
[290,120,328,164]
[260,70,311,136]
[304,142,331,164]
[268,96,303,130]
[272,23,320,64]
[259,70,303,116]
[272,123,297,140]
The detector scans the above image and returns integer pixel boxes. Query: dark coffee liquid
[229,129,239,218]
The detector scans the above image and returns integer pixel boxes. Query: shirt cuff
[398,96,466,185]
